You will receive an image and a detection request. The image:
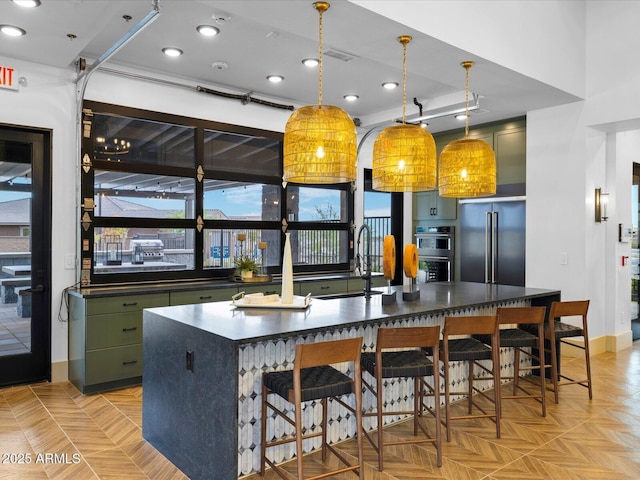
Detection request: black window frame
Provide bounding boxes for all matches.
[81,100,354,285]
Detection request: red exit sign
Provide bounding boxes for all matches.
[0,65,19,91]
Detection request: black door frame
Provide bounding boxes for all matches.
[0,124,52,387]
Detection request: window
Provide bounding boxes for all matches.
[81,101,354,284]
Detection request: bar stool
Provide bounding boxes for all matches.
[545,300,592,403]
[440,315,500,442]
[476,306,548,416]
[360,326,442,471]
[260,337,365,480]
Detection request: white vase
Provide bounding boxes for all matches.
[281,232,294,304]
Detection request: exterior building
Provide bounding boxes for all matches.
[0,0,637,383]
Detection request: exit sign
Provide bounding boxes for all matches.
[0,65,19,91]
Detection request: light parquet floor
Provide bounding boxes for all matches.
[1,342,640,479]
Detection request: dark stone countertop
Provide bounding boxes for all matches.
[143,281,560,344]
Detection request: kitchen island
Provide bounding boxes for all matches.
[142,281,560,479]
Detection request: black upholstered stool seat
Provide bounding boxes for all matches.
[263,365,354,403]
[476,328,538,348]
[361,350,434,379]
[443,337,492,362]
[547,320,583,338]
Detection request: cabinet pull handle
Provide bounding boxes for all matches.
[122,302,138,307]
[265,290,277,295]
[199,295,212,300]
[122,327,138,332]
[122,360,138,366]
[320,286,330,290]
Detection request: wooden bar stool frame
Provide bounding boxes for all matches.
[361,326,442,471]
[494,306,549,416]
[441,315,501,442]
[545,300,592,403]
[260,337,365,480]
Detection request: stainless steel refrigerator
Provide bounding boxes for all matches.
[459,197,525,286]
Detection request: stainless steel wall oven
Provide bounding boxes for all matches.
[415,226,454,282]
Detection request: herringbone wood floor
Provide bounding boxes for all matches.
[2,343,640,479]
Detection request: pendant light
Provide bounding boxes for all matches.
[372,35,436,192]
[438,61,496,197]
[282,2,357,184]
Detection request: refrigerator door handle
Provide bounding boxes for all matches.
[491,211,498,283]
[485,211,491,283]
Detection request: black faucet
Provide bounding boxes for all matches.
[355,223,372,300]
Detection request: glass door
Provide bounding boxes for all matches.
[0,125,51,386]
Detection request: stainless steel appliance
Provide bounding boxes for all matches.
[459,197,525,286]
[130,237,164,261]
[415,225,454,283]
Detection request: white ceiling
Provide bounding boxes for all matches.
[0,0,581,133]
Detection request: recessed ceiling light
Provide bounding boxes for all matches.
[382,82,399,90]
[162,47,183,57]
[343,94,359,102]
[302,58,319,67]
[12,0,40,7]
[0,25,26,37]
[267,75,284,83]
[197,25,220,37]
[455,114,467,121]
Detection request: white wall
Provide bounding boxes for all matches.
[351,0,586,98]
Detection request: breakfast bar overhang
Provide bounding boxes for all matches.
[141,281,560,480]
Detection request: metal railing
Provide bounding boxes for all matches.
[364,216,391,273]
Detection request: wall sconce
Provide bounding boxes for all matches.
[595,187,609,222]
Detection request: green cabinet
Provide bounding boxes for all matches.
[170,287,237,305]
[299,279,350,297]
[69,291,169,394]
[413,191,457,221]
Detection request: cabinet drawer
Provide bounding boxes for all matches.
[348,276,387,292]
[238,284,282,296]
[171,288,236,306]
[86,313,142,350]
[86,293,169,315]
[300,279,349,296]
[85,344,143,385]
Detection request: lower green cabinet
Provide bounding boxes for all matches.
[85,345,143,385]
[69,291,169,394]
[170,287,236,305]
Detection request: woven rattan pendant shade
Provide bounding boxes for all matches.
[439,61,495,197]
[282,2,357,184]
[283,104,357,183]
[372,35,436,192]
[372,124,436,192]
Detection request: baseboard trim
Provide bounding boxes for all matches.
[562,331,633,356]
[51,360,68,383]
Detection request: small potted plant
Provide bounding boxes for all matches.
[235,255,258,280]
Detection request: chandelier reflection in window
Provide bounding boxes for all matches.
[95,135,132,157]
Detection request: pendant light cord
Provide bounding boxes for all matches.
[462,61,474,138]
[316,4,326,106]
[402,39,407,124]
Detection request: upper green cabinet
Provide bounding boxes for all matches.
[413,118,526,224]
[413,191,457,220]
[493,127,526,185]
